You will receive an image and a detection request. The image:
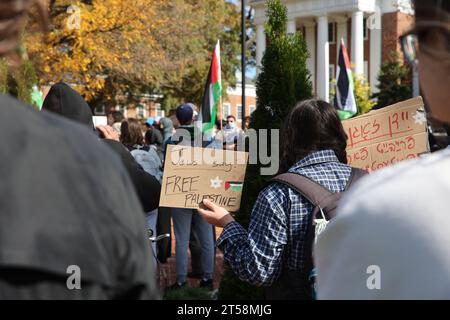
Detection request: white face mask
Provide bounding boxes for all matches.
[228,122,236,129]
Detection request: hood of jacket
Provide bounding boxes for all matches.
[160,117,173,136]
[42,82,94,129]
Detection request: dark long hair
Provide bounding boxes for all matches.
[120,118,144,147]
[279,99,348,173]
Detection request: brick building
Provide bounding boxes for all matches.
[251,0,415,101]
[102,93,165,120]
[221,80,257,128]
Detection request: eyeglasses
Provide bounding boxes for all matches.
[400,20,450,66]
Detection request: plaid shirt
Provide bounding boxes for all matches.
[217,149,352,286]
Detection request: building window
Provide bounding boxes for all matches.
[155,103,165,118]
[94,104,105,115]
[249,105,256,114]
[136,103,147,119]
[236,104,242,121]
[328,22,335,44]
[329,64,335,96]
[223,103,231,118]
[137,104,145,119]
[363,18,369,40]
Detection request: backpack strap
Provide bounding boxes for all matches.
[270,173,331,208]
[270,167,368,207]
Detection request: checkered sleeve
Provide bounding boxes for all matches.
[216,184,289,286]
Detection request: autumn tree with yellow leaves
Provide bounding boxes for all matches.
[25,0,164,107]
[25,0,242,110]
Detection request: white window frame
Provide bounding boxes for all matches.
[137,104,146,119]
[236,104,242,121]
[223,103,231,118]
[94,104,105,115]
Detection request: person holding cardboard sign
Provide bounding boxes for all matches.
[198,100,364,299]
[314,0,450,299]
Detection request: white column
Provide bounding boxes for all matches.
[317,15,329,102]
[351,11,364,76]
[369,25,382,93]
[256,23,266,72]
[336,17,348,61]
[304,22,316,93]
[287,19,296,35]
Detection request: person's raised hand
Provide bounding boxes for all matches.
[197,199,235,228]
[96,125,119,142]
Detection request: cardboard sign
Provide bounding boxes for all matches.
[159,145,249,212]
[342,96,429,171]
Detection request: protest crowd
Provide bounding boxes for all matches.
[1,0,450,300]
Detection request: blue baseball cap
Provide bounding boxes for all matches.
[146,117,154,126]
[176,103,194,123]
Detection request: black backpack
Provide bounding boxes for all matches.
[265,167,367,300]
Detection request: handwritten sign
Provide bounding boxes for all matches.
[159,145,249,212]
[343,96,428,171]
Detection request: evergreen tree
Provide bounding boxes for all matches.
[218,0,313,300]
[6,59,38,106]
[373,52,412,109]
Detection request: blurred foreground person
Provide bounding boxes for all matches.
[0,2,158,299]
[315,0,450,299]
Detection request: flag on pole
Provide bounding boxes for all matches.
[334,39,357,120]
[198,40,222,134]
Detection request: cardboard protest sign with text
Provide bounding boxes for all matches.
[159,145,249,212]
[342,96,428,171]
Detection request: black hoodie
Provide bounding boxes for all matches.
[42,83,161,213]
[42,82,95,129]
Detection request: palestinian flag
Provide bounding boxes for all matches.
[225,181,243,192]
[334,39,357,120]
[199,40,222,133]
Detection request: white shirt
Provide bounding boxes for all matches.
[315,148,450,299]
[223,125,242,144]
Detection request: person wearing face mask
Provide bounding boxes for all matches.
[313,0,450,299]
[223,115,244,151]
